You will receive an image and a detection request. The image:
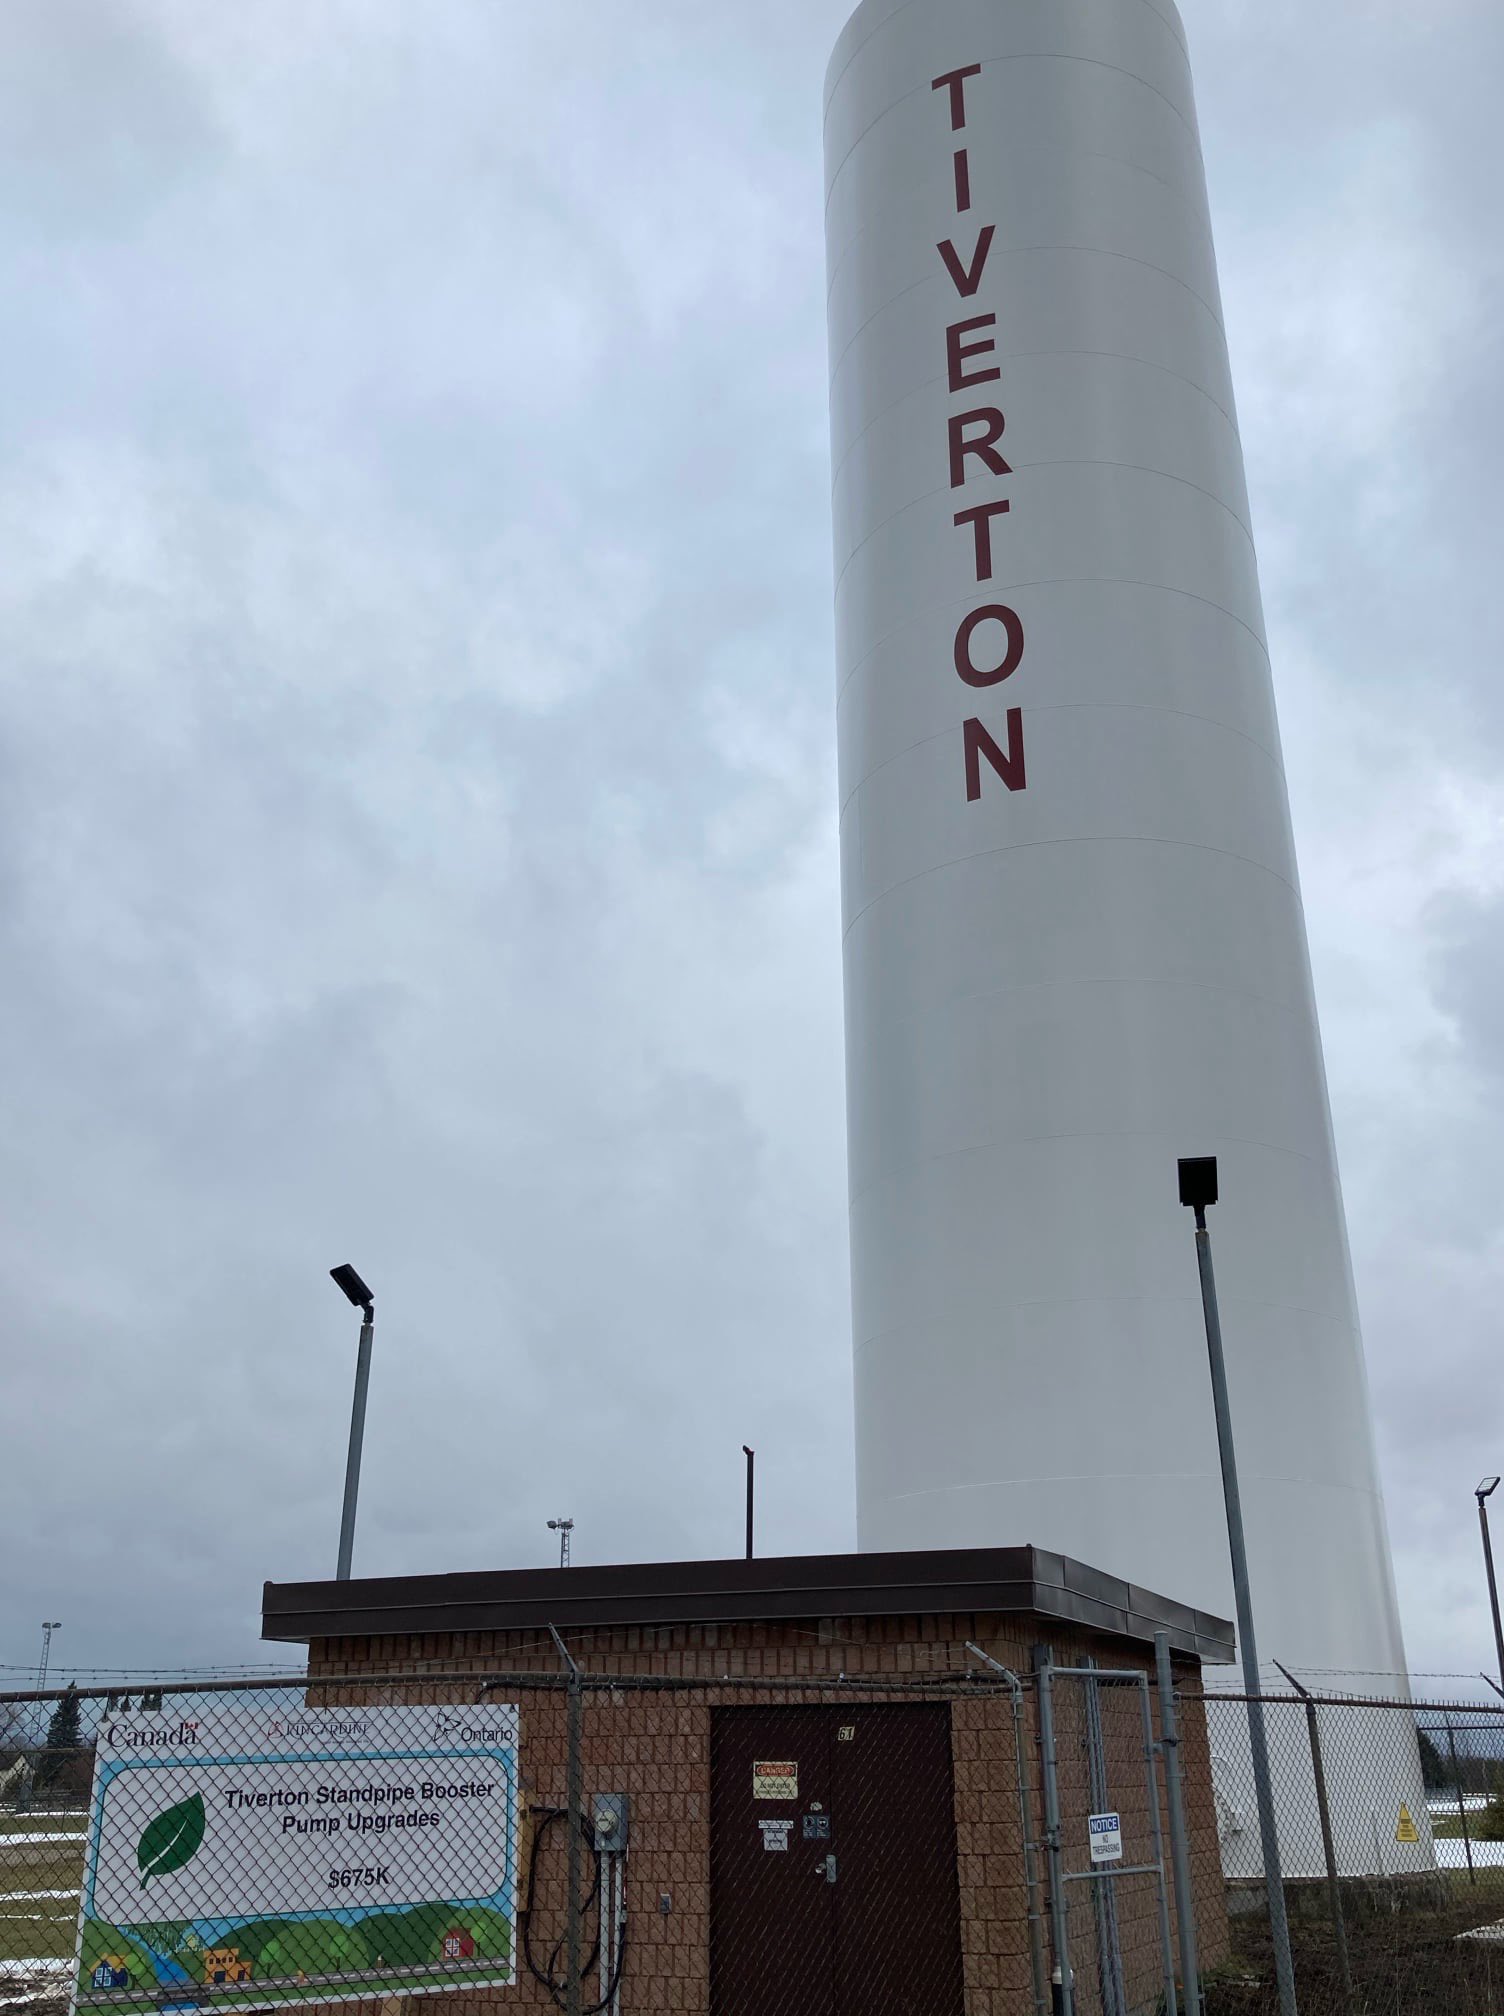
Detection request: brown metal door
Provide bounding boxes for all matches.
[831,1704,966,2016]
[710,1704,964,2016]
[710,1708,837,2016]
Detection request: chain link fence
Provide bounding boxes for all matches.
[5,1668,1504,2014]
[1194,1688,1504,2014]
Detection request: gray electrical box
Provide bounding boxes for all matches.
[592,1792,630,1854]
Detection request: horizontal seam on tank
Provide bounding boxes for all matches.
[832,462,1254,605]
[825,43,1198,199]
[830,350,1241,491]
[837,703,1286,823]
[842,834,1299,946]
[824,0,1190,117]
[852,1294,1357,1353]
[836,577,1269,707]
[828,243,1226,391]
[842,971,1320,1056]
[826,133,1211,302]
[846,1127,1324,1214]
[859,1471,1378,1503]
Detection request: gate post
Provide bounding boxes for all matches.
[549,1626,584,2016]
[1446,1718,1476,1884]
[1273,1663,1352,2015]
[966,1644,1051,2016]
[1154,1634,1201,2016]
[1032,1647,1074,2016]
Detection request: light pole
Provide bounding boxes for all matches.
[1477,1478,1504,1693]
[36,1622,60,1694]
[548,1519,574,1569]
[330,1265,375,1583]
[33,1623,61,1766]
[1178,1157,1297,2016]
[743,1447,755,1561]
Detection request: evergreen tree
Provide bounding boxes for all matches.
[1417,1726,1449,1791]
[36,1685,82,1791]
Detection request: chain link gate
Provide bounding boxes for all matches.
[1034,1657,1183,2016]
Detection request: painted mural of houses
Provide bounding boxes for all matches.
[90,1958,132,1990]
[440,1930,476,1962]
[202,1948,252,1986]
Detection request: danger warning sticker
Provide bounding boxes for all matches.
[753,1760,798,1800]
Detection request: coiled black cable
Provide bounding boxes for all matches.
[520,1806,627,2014]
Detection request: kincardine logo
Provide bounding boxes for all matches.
[267,1716,368,1740]
[99,1721,199,1751]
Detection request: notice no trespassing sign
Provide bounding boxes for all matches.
[1088,1812,1123,1864]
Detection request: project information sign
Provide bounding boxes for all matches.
[71,1703,519,2014]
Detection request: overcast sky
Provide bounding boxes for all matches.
[1,0,1500,1692]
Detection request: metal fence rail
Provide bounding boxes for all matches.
[8,1669,1504,2015]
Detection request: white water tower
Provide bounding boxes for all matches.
[824,0,1414,1839]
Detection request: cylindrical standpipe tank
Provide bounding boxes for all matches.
[825,0,1419,1872]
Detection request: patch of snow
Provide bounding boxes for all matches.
[1435,1837,1504,1869]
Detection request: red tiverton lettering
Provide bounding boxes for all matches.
[934,57,1030,802]
[947,315,1001,392]
[949,408,1010,488]
[931,64,982,131]
[954,500,1013,582]
[964,712,1027,798]
[937,226,996,300]
[954,605,1025,687]
[953,149,971,213]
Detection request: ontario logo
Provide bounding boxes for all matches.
[433,1713,508,1744]
[136,1793,206,1889]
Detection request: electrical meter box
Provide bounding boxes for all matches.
[593,1791,630,1854]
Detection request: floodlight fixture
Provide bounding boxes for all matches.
[330,1264,374,1313]
[1177,1156,1219,1215]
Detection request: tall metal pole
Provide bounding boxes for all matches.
[335,1306,375,1581]
[1155,1632,1202,2016]
[1180,1166,1298,2016]
[1477,1489,1504,1692]
[743,1447,755,1561]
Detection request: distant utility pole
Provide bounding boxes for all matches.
[548,1519,574,1569]
[34,1622,60,1756]
[37,1622,60,1693]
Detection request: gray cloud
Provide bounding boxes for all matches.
[0,0,1500,1693]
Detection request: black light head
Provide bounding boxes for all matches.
[330,1263,374,1312]
[1177,1157,1219,1212]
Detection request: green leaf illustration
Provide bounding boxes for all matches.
[137,1792,206,1889]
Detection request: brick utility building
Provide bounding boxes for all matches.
[264,1545,1231,2016]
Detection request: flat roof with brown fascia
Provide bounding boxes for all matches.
[262,1545,1234,1665]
